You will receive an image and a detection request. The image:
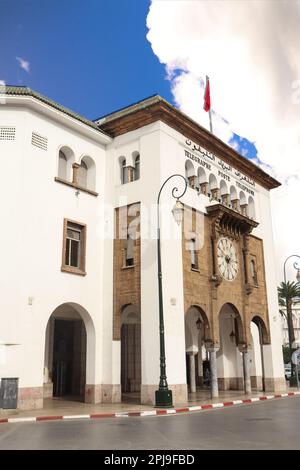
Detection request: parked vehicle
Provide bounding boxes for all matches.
[285,363,291,380]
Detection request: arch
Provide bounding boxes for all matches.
[248,196,256,219]
[219,302,245,344]
[220,180,229,196]
[220,180,229,205]
[218,303,245,391]
[43,302,96,402]
[197,167,207,184]
[250,315,269,391]
[119,156,127,184]
[120,304,141,395]
[230,185,237,201]
[251,315,270,345]
[78,155,96,191]
[185,305,211,392]
[230,185,239,210]
[57,145,74,182]
[185,305,211,344]
[208,173,218,191]
[185,160,195,178]
[132,151,140,181]
[239,191,248,215]
[239,191,247,206]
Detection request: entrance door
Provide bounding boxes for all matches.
[121,323,141,393]
[52,319,86,398]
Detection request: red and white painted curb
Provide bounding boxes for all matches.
[1,392,299,425]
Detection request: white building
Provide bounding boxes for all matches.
[0,87,285,410]
[281,300,300,348]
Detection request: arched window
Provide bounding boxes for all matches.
[185,160,196,188]
[248,196,256,220]
[189,238,198,270]
[77,160,87,188]
[125,234,134,267]
[220,180,229,206]
[120,157,127,185]
[58,150,67,180]
[208,174,218,200]
[250,259,258,286]
[57,146,74,182]
[230,185,239,210]
[198,167,208,195]
[239,191,248,215]
[134,154,140,181]
[77,156,96,191]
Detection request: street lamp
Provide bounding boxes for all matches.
[283,255,300,382]
[155,174,187,408]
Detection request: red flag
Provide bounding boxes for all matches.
[203,77,211,112]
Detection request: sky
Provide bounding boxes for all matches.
[1,0,299,282]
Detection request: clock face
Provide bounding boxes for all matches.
[217,237,239,281]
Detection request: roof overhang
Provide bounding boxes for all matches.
[98,96,280,190]
[1,91,112,146]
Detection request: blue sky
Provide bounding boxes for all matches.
[0,0,173,119]
[0,0,257,159]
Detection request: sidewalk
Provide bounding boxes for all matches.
[1,388,299,424]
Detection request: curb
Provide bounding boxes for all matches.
[1,392,299,425]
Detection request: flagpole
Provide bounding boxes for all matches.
[206,75,213,134]
[208,107,213,134]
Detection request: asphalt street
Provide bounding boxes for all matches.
[1,397,300,450]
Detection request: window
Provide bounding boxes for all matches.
[77,156,96,191]
[77,160,88,188]
[58,150,67,180]
[126,235,134,267]
[134,155,140,180]
[189,238,198,270]
[62,219,86,275]
[250,259,258,286]
[120,158,128,185]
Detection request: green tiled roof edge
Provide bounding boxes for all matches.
[2,86,108,135]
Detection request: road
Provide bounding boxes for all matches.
[1,397,300,450]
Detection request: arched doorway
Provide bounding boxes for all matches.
[250,316,269,391]
[121,305,141,401]
[218,303,245,390]
[43,303,95,402]
[185,306,211,393]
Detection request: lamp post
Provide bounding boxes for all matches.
[283,255,300,382]
[155,174,187,408]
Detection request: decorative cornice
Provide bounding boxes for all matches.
[206,203,259,238]
[99,97,280,190]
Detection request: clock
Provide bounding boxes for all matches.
[217,237,239,281]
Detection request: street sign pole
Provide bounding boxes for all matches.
[291,348,300,390]
[296,362,299,390]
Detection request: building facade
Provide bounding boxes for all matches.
[281,301,300,348]
[0,87,285,410]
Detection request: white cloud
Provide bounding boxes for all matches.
[16,56,30,74]
[147,0,300,283]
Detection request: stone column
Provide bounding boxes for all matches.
[208,347,219,398]
[200,182,208,196]
[188,353,197,393]
[231,198,240,211]
[221,193,230,207]
[127,166,135,183]
[243,350,252,394]
[72,163,80,186]
[240,203,248,216]
[211,188,220,201]
[188,175,197,189]
[197,335,203,386]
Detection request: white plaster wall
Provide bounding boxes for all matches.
[0,105,109,388]
[252,188,285,381]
